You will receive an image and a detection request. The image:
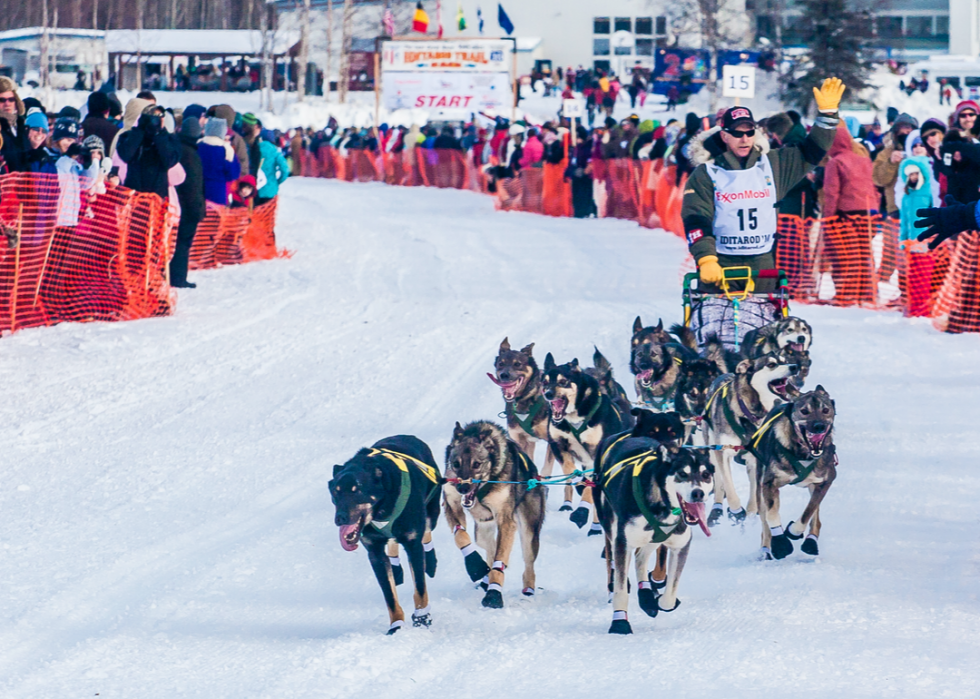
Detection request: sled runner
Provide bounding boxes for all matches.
[683,267,790,351]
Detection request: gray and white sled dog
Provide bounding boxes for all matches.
[443,421,546,608]
[741,317,813,388]
[700,349,805,527]
[751,386,836,560]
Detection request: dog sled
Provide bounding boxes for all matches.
[683,267,790,351]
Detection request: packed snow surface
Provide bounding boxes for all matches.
[0,177,977,697]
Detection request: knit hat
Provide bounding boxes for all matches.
[0,76,24,116]
[891,112,918,133]
[902,161,925,189]
[87,91,111,116]
[25,111,49,132]
[844,116,862,138]
[181,115,202,139]
[52,117,79,142]
[204,117,228,138]
[82,134,105,152]
[920,117,947,138]
[951,100,980,124]
[22,97,44,115]
[508,123,525,136]
[241,112,259,126]
[208,104,237,126]
[58,106,82,121]
[183,104,207,121]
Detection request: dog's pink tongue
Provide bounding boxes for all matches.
[690,502,710,537]
[339,524,360,552]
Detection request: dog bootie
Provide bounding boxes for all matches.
[559,501,573,512]
[657,597,681,613]
[482,587,504,609]
[608,611,632,635]
[707,504,724,527]
[647,573,666,590]
[386,619,405,635]
[389,557,404,586]
[588,522,603,537]
[569,506,591,529]
[424,543,438,578]
[411,607,432,628]
[637,583,659,618]
[522,587,534,597]
[462,546,491,582]
[728,507,747,524]
[769,529,794,560]
[801,534,819,556]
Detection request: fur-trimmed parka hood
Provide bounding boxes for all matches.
[689,125,771,167]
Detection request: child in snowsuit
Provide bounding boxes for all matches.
[899,155,936,316]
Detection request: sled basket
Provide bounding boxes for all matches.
[682,268,790,352]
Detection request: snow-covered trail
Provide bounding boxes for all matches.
[0,178,976,697]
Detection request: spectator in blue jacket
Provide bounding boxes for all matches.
[198,117,240,206]
[240,112,290,205]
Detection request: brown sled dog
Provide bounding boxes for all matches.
[444,421,546,608]
[489,338,561,500]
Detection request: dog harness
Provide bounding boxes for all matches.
[638,354,684,412]
[560,394,605,443]
[603,449,683,544]
[473,450,537,502]
[366,448,441,538]
[704,377,759,445]
[750,408,826,485]
[705,154,778,256]
[506,395,547,436]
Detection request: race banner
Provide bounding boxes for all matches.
[382,40,511,73]
[382,71,512,111]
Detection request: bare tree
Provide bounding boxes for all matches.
[337,0,353,103]
[326,0,334,103]
[667,0,750,112]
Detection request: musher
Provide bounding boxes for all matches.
[681,78,845,347]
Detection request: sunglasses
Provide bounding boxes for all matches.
[961,112,977,118]
[0,97,16,104]
[725,128,756,138]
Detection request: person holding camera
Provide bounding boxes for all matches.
[115,109,180,200]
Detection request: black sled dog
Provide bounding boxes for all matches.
[752,386,837,560]
[542,353,627,533]
[594,428,714,634]
[329,436,442,634]
[444,421,546,607]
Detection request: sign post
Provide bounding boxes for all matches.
[722,64,756,106]
[563,99,584,147]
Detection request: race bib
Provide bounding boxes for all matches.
[706,155,778,256]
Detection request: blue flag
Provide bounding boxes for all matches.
[477,6,484,34]
[498,3,514,35]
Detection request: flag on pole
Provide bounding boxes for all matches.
[477,6,484,34]
[437,0,444,39]
[457,3,466,31]
[412,2,429,33]
[497,3,514,35]
[382,7,395,36]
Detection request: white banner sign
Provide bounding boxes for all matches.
[562,99,584,117]
[382,71,513,111]
[722,64,756,99]
[383,40,511,73]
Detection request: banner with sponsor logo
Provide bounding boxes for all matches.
[382,40,511,73]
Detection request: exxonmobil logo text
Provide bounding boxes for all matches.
[716,189,772,204]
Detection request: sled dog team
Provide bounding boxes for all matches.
[330,315,838,635]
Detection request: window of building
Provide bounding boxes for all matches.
[636,38,654,56]
[905,16,932,37]
[877,16,903,38]
[594,17,610,34]
[635,17,653,35]
[615,17,632,32]
[757,15,774,38]
[965,76,980,87]
[936,16,950,36]
[614,45,632,55]
[594,60,611,73]
[594,38,611,56]
[655,16,667,35]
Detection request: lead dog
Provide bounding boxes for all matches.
[752,386,836,560]
[594,432,714,634]
[444,421,546,607]
[489,338,558,498]
[542,353,627,533]
[700,350,802,526]
[329,436,442,634]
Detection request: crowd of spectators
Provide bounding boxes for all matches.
[0,81,290,289]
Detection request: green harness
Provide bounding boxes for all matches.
[562,394,605,443]
[705,378,757,445]
[603,449,683,544]
[366,447,441,538]
[506,395,548,436]
[750,409,820,485]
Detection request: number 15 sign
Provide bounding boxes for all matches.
[722,64,756,99]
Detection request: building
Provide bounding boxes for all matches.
[0,27,107,89]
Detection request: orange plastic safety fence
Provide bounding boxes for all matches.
[189,198,287,271]
[0,172,175,334]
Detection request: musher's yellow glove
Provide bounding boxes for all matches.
[813,77,846,113]
[698,255,723,284]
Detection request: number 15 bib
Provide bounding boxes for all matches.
[705,155,778,256]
